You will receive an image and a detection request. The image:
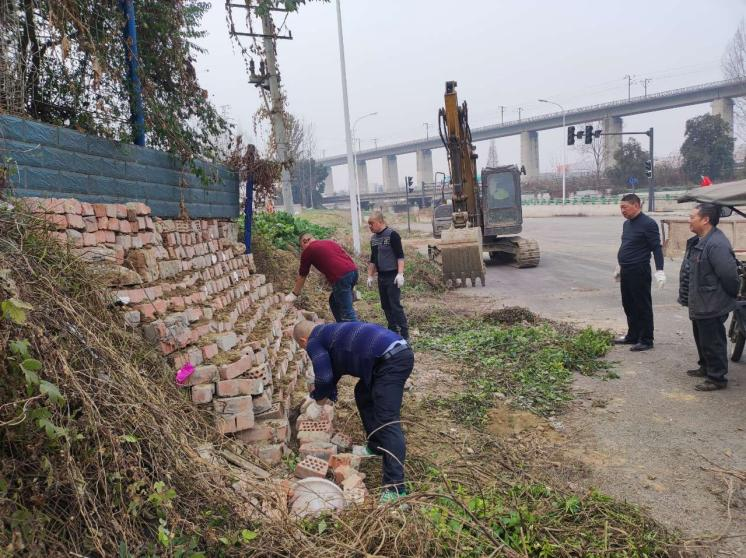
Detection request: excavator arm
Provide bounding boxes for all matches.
[438,81,480,228]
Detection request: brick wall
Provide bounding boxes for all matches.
[22,197,306,464]
[1,115,239,219]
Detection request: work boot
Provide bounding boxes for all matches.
[630,343,653,352]
[613,336,636,345]
[695,379,727,391]
[686,367,706,377]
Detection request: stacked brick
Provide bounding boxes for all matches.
[22,197,309,462]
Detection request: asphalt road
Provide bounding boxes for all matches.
[461,216,746,555]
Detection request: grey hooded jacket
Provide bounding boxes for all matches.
[687,227,739,319]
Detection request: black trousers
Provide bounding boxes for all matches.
[692,314,729,384]
[378,272,409,339]
[620,263,654,345]
[353,348,414,492]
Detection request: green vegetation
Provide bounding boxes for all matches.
[246,211,335,249]
[414,313,614,422]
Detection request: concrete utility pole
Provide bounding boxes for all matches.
[334,0,361,254]
[624,74,633,101]
[423,122,430,139]
[641,78,652,97]
[260,12,294,214]
[517,107,523,121]
[498,105,505,124]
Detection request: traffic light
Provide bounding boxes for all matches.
[567,126,575,146]
[645,160,653,178]
[405,176,414,192]
[584,125,593,144]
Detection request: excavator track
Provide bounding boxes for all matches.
[511,237,540,268]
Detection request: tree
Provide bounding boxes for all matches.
[680,113,735,183]
[290,158,328,208]
[0,1,230,161]
[722,18,746,141]
[486,140,498,167]
[605,138,648,191]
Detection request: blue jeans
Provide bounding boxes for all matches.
[329,270,358,322]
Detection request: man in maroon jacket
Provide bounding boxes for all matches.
[285,232,359,322]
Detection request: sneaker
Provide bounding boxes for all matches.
[379,489,409,509]
[352,445,378,457]
[686,367,706,377]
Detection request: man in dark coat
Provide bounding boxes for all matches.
[682,203,739,391]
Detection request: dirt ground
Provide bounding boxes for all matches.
[447,216,746,557]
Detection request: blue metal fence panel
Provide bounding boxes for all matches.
[0,115,239,218]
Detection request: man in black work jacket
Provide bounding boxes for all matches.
[681,203,739,391]
[366,211,409,339]
[613,193,666,351]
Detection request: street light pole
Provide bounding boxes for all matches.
[352,111,377,225]
[334,0,360,254]
[423,122,429,139]
[539,99,566,204]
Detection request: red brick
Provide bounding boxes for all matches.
[129,219,140,233]
[66,213,85,230]
[333,465,357,484]
[80,202,95,216]
[234,424,273,443]
[105,204,117,218]
[213,395,253,415]
[169,296,185,311]
[45,213,67,230]
[63,198,82,215]
[115,204,127,219]
[93,203,108,218]
[127,208,138,222]
[83,216,98,233]
[299,442,337,462]
[251,443,283,465]
[107,218,120,231]
[329,453,361,470]
[295,455,328,479]
[93,230,106,243]
[191,384,214,404]
[119,220,131,234]
[234,411,255,431]
[105,230,116,243]
[219,354,254,380]
[45,198,66,214]
[97,217,109,229]
[202,343,219,361]
[181,364,218,386]
[82,232,97,247]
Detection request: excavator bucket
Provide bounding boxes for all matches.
[437,226,485,287]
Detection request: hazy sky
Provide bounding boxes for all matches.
[195,0,746,190]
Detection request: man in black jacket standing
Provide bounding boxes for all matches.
[682,203,739,391]
[614,194,666,351]
[367,211,409,340]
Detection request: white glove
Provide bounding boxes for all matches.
[613,265,621,283]
[394,273,405,288]
[367,275,376,288]
[655,270,666,289]
[284,292,297,303]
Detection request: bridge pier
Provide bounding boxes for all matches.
[356,160,369,194]
[416,149,433,190]
[323,170,334,195]
[382,155,399,192]
[712,97,735,135]
[602,116,623,170]
[520,131,539,177]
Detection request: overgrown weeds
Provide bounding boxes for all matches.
[414,310,614,422]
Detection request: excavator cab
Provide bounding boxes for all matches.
[481,166,523,237]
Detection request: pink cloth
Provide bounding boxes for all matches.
[175,363,195,384]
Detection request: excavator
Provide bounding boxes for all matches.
[429,81,540,286]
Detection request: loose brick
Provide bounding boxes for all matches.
[333,465,357,484]
[107,217,120,231]
[119,220,131,234]
[235,423,274,443]
[63,198,82,215]
[93,203,108,218]
[215,378,264,397]
[83,216,98,233]
[331,432,353,452]
[80,202,95,216]
[66,213,85,230]
[115,204,127,218]
[45,213,67,230]
[215,332,238,352]
[219,354,254,380]
[213,395,253,415]
[181,364,218,386]
[252,443,283,465]
[295,455,328,479]
[202,343,219,361]
[252,392,272,414]
[329,453,361,470]
[299,442,337,462]
[82,232,97,247]
[191,384,214,404]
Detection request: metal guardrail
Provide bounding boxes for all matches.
[521,193,682,205]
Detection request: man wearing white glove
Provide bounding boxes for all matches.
[614,193,665,352]
[367,211,409,339]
